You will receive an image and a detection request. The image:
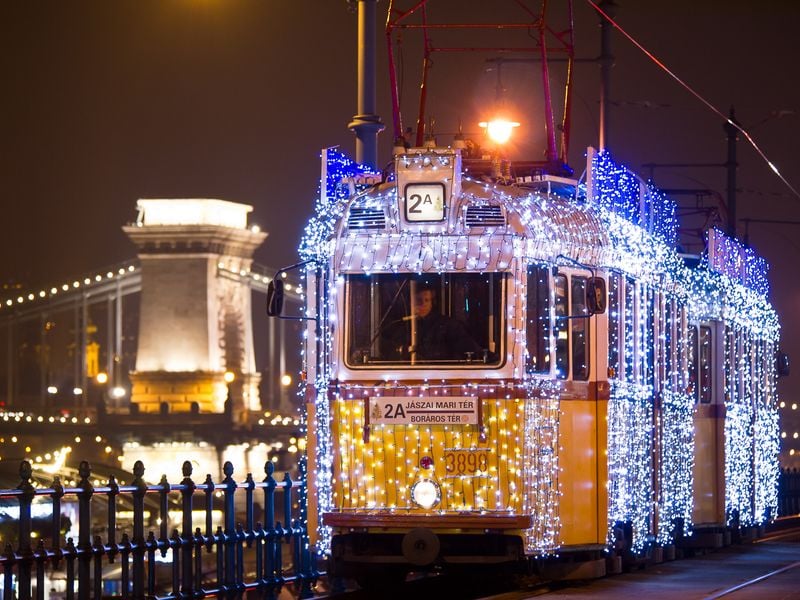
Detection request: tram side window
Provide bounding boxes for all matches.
[554,274,569,379]
[526,265,551,374]
[741,334,751,401]
[725,325,735,401]
[344,272,504,368]
[688,325,698,402]
[607,274,620,377]
[624,278,636,382]
[649,291,657,386]
[662,295,671,390]
[571,276,590,381]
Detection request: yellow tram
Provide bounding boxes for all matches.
[276,145,782,579]
[266,0,782,583]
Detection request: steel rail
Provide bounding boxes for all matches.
[702,559,800,599]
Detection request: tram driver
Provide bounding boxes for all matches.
[389,284,482,362]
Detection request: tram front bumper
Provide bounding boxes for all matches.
[329,530,525,576]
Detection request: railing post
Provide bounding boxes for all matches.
[16,461,35,600]
[170,529,181,597]
[297,454,316,598]
[215,526,224,588]
[236,522,245,591]
[254,521,265,589]
[34,539,45,600]
[131,460,147,600]
[120,533,131,599]
[221,461,237,596]
[180,460,196,596]
[146,531,157,594]
[107,474,119,564]
[244,472,255,547]
[76,461,94,600]
[51,475,65,570]
[263,461,277,598]
[282,473,292,541]
[194,528,204,591]
[278,473,294,583]
[92,535,103,599]
[274,518,284,590]
[158,474,170,559]
[3,543,16,600]
[65,538,76,600]
[204,474,215,553]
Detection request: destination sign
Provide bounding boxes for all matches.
[404,183,445,222]
[369,396,478,425]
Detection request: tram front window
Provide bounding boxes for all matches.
[345,273,504,367]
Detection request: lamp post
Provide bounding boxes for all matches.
[347,0,384,169]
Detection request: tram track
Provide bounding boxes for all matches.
[702,559,800,599]
[314,523,800,599]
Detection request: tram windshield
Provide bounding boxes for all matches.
[344,273,505,368]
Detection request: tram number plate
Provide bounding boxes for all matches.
[444,450,490,475]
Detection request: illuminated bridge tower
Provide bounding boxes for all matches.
[122,199,267,423]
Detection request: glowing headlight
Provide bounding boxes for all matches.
[410,479,440,509]
[479,118,520,144]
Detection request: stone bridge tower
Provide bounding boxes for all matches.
[123,199,267,423]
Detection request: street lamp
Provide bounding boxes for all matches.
[479,118,520,145]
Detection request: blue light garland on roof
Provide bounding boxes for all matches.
[707,227,770,296]
[300,149,381,263]
[592,149,677,247]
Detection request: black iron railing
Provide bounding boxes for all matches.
[0,457,319,599]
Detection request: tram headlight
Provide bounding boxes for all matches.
[410,479,440,509]
[479,118,520,144]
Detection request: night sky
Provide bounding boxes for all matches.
[1,2,799,455]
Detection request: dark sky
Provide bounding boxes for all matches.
[1,1,799,447]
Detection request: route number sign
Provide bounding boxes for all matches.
[404,183,445,222]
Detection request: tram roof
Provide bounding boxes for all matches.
[334,177,611,273]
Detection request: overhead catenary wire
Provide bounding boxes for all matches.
[586,0,800,203]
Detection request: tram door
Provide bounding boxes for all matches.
[529,266,608,545]
[690,321,725,526]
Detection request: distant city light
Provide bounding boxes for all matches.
[95,372,108,384]
[111,387,126,399]
[280,374,293,387]
[72,387,83,396]
[224,371,235,383]
[47,386,58,395]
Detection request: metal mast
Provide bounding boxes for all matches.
[348,0,385,169]
[597,0,616,151]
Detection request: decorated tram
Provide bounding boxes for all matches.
[269,0,783,583]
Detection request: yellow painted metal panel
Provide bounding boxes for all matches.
[596,399,608,543]
[693,409,725,525]
[331,397,527,513]
[558,400,600,545]
[306,401,319,546]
